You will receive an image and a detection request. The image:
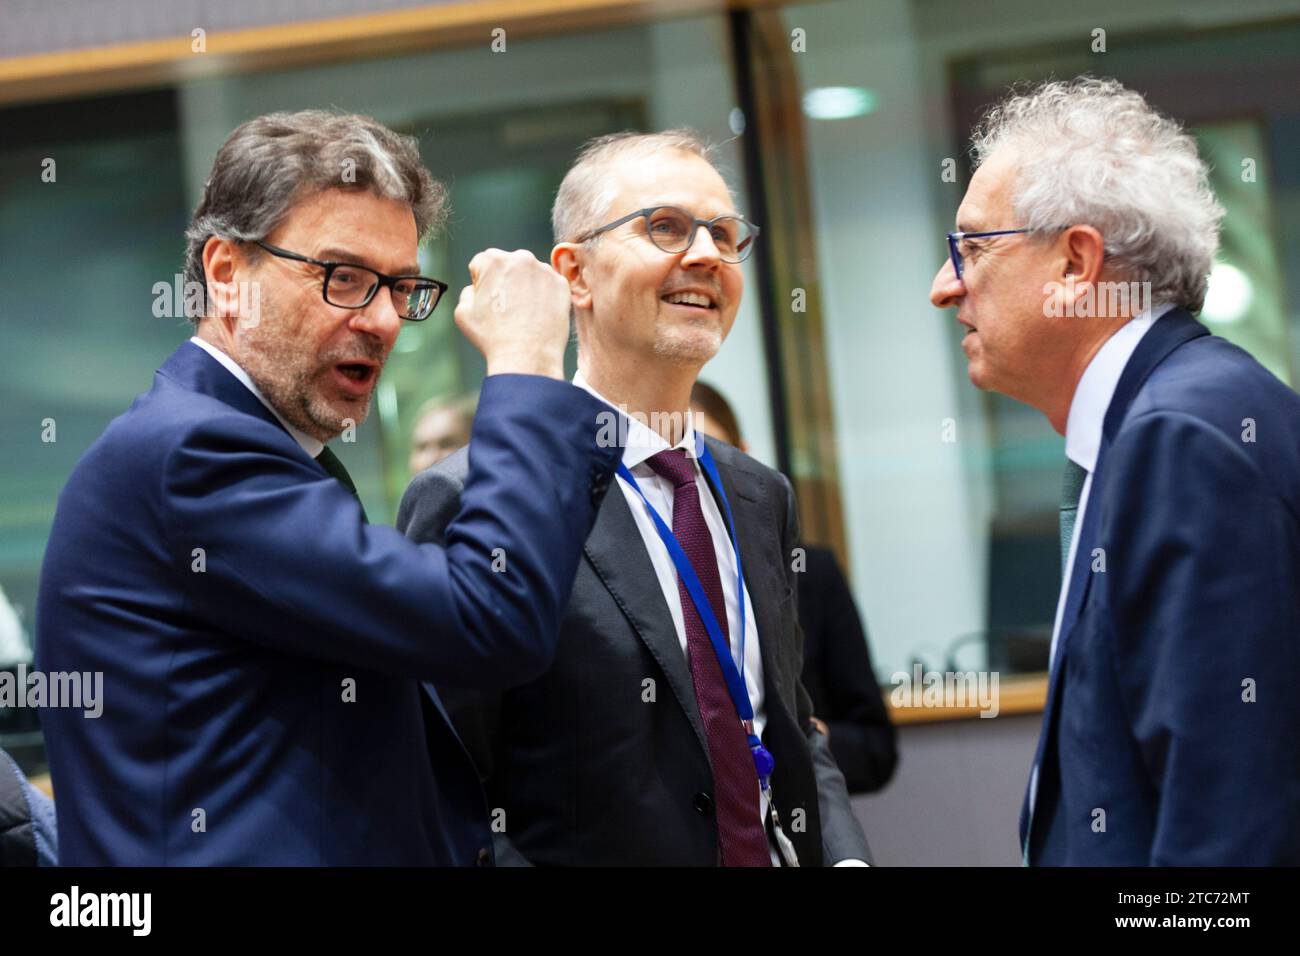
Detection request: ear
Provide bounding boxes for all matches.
[1049,224,1108,319]
[202,236,246,323]
[1060,224,1105,284]
[551,242,593,311]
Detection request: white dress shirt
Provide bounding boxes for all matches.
[1028,302,1173,819]
[190,336,323,458]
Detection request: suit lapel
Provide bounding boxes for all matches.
[699,450,788,711]
[1021,308,1211,856]
[159,341,286,434]
[1052,311,1209,682]
[584,440,799,771]
[583,484,709,756]
[704,449,826,864]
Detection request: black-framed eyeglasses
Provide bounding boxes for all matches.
[252,241,448,321]
[576,205,760,263]
[946,228,1031,282]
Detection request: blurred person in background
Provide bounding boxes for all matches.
[0,586,27,666]
[0,747,56,866]
[409,394,476,475]
[0,586,52,866]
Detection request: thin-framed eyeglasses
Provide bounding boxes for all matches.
[946,228,1032,282]
[576,205,760,263]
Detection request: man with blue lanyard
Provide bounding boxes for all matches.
[400,130,871,866]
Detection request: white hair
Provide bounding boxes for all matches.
[971,77,1224,312]
[551,129,728,244]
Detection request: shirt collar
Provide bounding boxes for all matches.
[572,369,695,469]
[189,336,325,458]
[1064,302,1175,473]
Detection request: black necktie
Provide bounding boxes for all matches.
[316,446,368,523]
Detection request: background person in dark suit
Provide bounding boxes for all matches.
[930,78,1300,865]
[409,394,476,475]
[35,110,621,865]
[0,747,56,866]
[689,381,898,794]
[400,130,870,866]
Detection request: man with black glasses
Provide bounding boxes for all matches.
[400,130,870,866]
[36,110,621,865]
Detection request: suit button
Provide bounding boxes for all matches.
[693,792,713,815]
[476,847,491,867]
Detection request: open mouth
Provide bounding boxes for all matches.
[332,361,378,395]
[661,290,718,311]
[337,363,372,381]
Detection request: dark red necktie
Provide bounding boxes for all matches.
[645,448,771,867]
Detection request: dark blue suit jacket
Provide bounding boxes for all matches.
[35,341,619,865]
[1022,309,1300,865]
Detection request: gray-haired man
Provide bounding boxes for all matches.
[931,78,1300,865]
[37,110,621,865]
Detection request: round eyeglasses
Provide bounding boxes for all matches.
[576,206,759,263]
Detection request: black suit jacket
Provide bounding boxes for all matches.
[798,546,897,794]
[398,435,870,865]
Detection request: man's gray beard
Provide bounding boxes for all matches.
[257,365,371,443]
[237,312,371,444]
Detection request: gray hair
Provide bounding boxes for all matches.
[183,110,447,324]
[551,129,727,245]
[970,77,1224,312]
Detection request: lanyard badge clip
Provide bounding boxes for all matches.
[744,719,775,790]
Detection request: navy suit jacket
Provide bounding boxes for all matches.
[36,341,619,865]
[1022,309,1300,865]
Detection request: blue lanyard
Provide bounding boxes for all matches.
[616,435,775,788]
